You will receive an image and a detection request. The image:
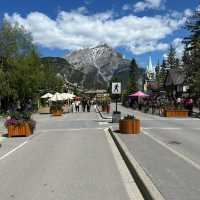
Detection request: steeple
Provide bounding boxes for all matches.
[148,56,153,73]
[146,56,155,80]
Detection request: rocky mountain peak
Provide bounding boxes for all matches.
[64,44,130,84]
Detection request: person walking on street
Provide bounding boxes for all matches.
[75,100,80,112]
[82,98,86,112]
[86,100,91,112]
[70,101,75,113]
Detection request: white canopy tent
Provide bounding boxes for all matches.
[50,92,64,101]
[61,93,74,100]
[41,93,53,98]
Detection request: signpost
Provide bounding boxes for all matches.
[112,82,121,111]
[112,82,121,123]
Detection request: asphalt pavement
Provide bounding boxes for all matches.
[0,109,139,200]
[111,104,200,200]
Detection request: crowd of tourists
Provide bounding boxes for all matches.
[128,96,200,116]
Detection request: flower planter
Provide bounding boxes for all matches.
[119,119,140,134]
[164,110,188,117]
[101,106,107,112]
[7,123,32,137]
[52,111,63,116]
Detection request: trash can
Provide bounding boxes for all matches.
[112,111,121,123]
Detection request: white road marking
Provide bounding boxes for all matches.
[139,118,200,121]
[104,128,144,200]
[142,127,181,130]
[142,129,200,171]
[0,141,28,161]
[38,127,104,133]
[99,122,109,125]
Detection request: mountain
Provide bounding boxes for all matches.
[41,57,85,85]
[64,44,131,89]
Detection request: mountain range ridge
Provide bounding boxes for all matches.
[41,44,133,89]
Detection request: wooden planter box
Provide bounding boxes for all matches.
[7,123,32,137]
[164,110,188,117]
[52,111,63,116]
[101,106,107,112]
[119,119,140,134]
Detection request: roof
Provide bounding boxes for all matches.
[84,89,107,94]
[165,68,186,86]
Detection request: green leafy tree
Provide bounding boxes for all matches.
[0,20,64,111]
[39,61,64,94]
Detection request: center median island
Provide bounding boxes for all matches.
[108,128,165,200]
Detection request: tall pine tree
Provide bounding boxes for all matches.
[184,8,200,94]
[126,58,139,95]
[159,59,167,89]
[167,45,179,69]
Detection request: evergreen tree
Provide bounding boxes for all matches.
[126,58,139,95]
[155,60,160,79]
[184,9,200,94]
[167,45,179,69]
[159,59,168,88]
[155,60,161,88]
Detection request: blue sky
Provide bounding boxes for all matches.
[0,0,199,68]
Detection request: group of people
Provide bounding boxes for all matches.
[129,95,199,116]
[71,98,92,113]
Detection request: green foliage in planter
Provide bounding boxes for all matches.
[50,102,63,113]
[124,114,135,120]
[4,111,36,130]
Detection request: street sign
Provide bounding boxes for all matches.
[112,82,121,94]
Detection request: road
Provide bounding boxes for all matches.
[2,104,200,200]
[113,104,200,200]
[0,110,141,200]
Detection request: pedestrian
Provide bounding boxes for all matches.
[188,98,193,116]
[75,100,80,112]
[86,100,91,112]
[82,99,86,112]
[71,101,75,113]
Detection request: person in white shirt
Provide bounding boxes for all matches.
[75,100,80,112]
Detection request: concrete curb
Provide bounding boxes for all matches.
[108,128,165,200]
[95,106,112,120]
[104,128,144,200]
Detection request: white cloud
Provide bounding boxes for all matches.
[74,6,88,14]
[128,41,169,55]
[122,4,131,11]
[196,4,200,12]
[172,38,185,58]
[184,9,193,17]
[134,0,166,12]
[4,8,190,55]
